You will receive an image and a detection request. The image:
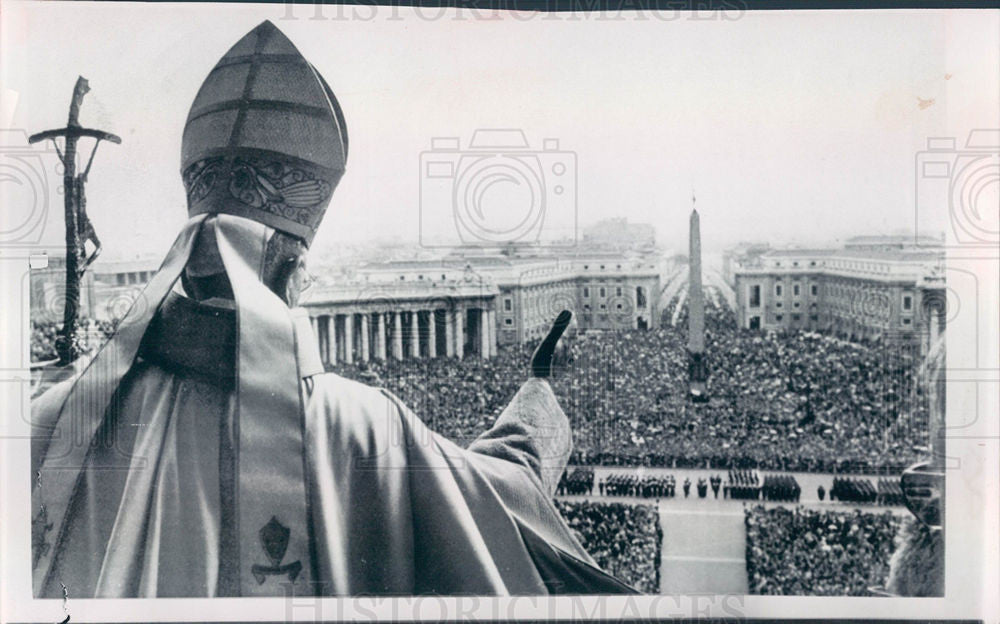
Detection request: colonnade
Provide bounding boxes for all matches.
[308,307,497,365]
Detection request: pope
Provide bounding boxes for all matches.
[30,20,636,598]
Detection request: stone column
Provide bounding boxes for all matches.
[374,312,386,360]
[454,307,465,359]
[325,315,336,365]
[392,311,403,360]
[479,308,490,359]
[487,309,497,358]
[445,309,455,357]
[427,310,437,358]
[343,313,354,364]
[409,311,421,358]
[359,313,370,361]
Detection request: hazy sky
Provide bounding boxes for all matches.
[2,4,997,260]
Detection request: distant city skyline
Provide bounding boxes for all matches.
[83,215,939,266]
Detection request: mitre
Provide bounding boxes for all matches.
[180,20,348,246]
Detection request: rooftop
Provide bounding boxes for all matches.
[761,248,942,262]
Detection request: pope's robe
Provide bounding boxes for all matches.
[31,295,635,598]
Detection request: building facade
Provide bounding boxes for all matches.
[301,252,662,364]
[32,247,663,367]
[733,245,946,353]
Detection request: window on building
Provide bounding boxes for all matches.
[749,316,761,330]
[616,303,623,310]
[616,286,622,296]
[636,287,647,308]
[792,314,801,322]
[583,287,590,297]
[504,318,513,326]
[775,284,782,297]
[793,261,799,267]
[811,284,818,296]
[600,304,606,310]
[793,302,800,308]
[810,314,818,322]
[599,287,606,298]
[776,314,784,322]
[793,284,800,296]
[441,274,446,280]
[400,275,405,281]
[418,275,423,280]
[902,318,912,325]
[584,304,591,311]
[600,265,605,270]
[776,302,783,308]
[504,298,512,311]
[749,285,761,308]
[903,295,912,311]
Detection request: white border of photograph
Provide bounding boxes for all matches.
[1,3,997,621]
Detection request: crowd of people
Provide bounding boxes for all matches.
[744,505,900,596]
[761,475,802,502]
[830,477,879,504]
[554,500,662,594]
[321,291,929,477]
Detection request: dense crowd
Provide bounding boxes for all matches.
[745,505,900,596]
[554,500,662,594]
[31,319,116,363]
[325,290,929,476]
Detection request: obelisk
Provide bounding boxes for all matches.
[687,200,709,402]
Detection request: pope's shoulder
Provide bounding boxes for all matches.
[308,371,398,405]
[304,371,429,442]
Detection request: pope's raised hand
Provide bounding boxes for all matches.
[530,310,572,378]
